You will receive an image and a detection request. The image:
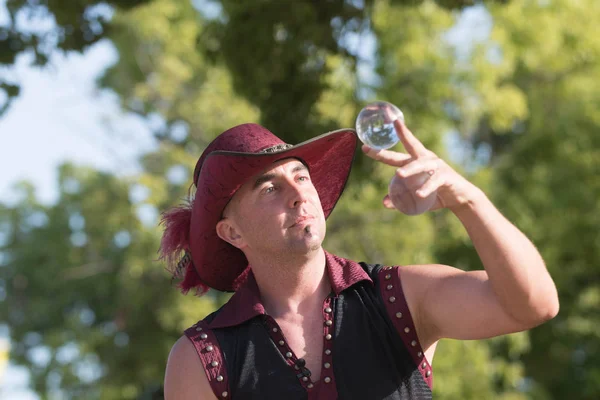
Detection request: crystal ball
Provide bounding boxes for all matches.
[356,101,404,150]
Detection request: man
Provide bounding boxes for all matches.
[161,122,558,399]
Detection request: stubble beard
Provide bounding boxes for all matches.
[303,225,322,252]
[280,222,324,254]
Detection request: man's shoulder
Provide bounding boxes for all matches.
[168,335,200,364]
[164,336,216,399]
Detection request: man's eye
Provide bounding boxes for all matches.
[298,176,309,182]
[265,186,275,194]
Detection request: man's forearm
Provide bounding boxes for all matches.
[452,186,559,325]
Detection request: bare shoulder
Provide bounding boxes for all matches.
[164,335,217,400]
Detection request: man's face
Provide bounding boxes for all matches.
[218,158,326,257]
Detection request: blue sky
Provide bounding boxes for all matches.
[0,40,157,207]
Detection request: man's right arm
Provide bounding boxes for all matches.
[164,335,218,400]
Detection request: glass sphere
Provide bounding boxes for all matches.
[356,101,404,150]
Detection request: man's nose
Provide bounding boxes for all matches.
[287,182,308,208]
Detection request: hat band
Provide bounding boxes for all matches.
[259,143,293,153]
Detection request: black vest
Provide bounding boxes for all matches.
[187,263,432,399]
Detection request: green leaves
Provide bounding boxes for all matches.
[0,162,225,398]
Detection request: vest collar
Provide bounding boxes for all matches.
[208,251,372,329]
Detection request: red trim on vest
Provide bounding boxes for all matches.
[311,295,337,399]
[184,320,231,399]
[261,296,339,399]
[378,266,433,389]
[261,317,310,386]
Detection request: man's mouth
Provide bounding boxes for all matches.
[290,215,314,228]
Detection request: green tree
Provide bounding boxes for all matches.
[464,1,600,398]
[0,164,224,398]
[1,1,258,398]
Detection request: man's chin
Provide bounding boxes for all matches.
[287,234,323,253]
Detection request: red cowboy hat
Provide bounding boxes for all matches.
[159,123,357,294]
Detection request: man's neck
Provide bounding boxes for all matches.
[249,248,331,319]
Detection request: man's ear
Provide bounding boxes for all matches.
[216,218,246,249]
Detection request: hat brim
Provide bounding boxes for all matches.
[190,128,358,292]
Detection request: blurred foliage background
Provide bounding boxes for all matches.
[1,0,599,398]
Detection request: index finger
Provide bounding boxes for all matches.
[361,144,412,167]
[393,119,428,157]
